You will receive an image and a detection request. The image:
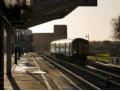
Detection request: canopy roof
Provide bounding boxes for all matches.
[0,0,97,29]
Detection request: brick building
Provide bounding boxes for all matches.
[32,25,67,53]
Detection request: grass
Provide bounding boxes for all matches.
[88,53,110,62]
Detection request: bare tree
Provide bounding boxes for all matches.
[111,16,120,41]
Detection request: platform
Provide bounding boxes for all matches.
[4,53,78,90]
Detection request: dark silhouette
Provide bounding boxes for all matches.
[7,74,20,90]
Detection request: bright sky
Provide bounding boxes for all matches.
[29,0,120,41]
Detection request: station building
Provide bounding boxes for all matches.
[32,25,67,53]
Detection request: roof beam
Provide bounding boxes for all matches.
[1,0,97,28]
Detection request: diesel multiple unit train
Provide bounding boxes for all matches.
[50,38,89,63]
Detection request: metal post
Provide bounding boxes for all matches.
[85,34,89,41]
[15,31,18,64]
[88,34,89,41]
[17,31,20,60]
[6,29,12,75]
[0,21,4,90]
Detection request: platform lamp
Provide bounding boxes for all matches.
[4,0,31,7]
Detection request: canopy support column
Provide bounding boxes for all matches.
[6,28,12,75]
[0,20,4,90]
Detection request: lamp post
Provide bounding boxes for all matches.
[88,34,89,41]
[15,30,18,64]
[86,34,89,41]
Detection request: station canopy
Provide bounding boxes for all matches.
[0,0,97,29]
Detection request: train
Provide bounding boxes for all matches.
[50,38,89,63]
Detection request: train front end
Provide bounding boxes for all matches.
[72,38,89,63]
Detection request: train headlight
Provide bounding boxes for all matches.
[74,51,76,54]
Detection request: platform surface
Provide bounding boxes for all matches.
[4,53,78,90]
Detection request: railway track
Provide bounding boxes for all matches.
[41,55,120,90]
[41,55,101,90]
[85,65,120,84]
[86,60,120,75]
[69,63,120,89]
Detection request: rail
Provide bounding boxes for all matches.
[41,55,101,90]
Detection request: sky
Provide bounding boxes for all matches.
[29,0,120,41]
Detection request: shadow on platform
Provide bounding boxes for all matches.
[7,74,20,90]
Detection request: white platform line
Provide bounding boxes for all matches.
[44,58,81,90]
[32,57,52,90]
[56,68,82,90]
[53,78,62,90]
[46,62,62,90]
[11,64,16,72]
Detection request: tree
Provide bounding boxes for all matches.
[111,16,120,41]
